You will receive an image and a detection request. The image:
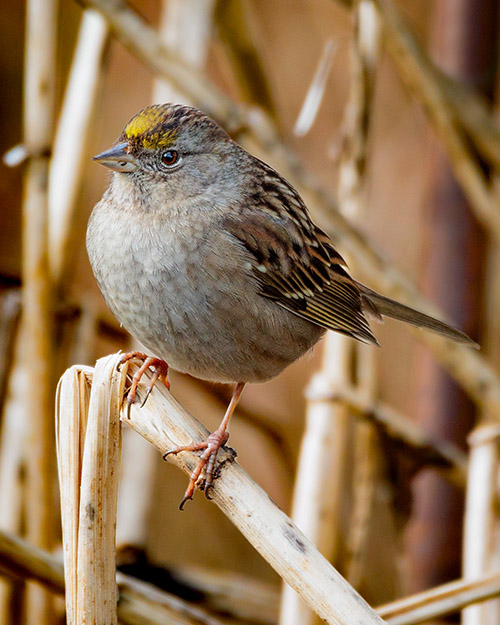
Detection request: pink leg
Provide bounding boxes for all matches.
[163,382,245,509]
[119,351,170,418]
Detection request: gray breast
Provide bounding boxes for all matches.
[87,198,324,384]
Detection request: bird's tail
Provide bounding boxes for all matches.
[356,281,478,347]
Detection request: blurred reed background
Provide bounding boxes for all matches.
[1,0,500,624]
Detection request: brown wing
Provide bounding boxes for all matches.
[223,166,378,345]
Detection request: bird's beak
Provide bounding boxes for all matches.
[92,142,138,172]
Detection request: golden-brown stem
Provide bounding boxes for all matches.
[22,0,57,622]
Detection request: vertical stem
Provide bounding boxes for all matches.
[280,3,381,622]
[22,0,57,622]
[462,425,500,625]
[49,9,108,287]
[406,0,497,592]
[279,333,354,625]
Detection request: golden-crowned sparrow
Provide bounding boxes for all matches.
[87,103,475,507]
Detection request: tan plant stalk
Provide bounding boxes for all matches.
[49,9,109,286]
[0,331,30,623]
[5,524,500,625]
[279,334,354,625]
[462,425,500,625]
[22,0,57,621]
[153,0,214,104]
[314,384,467,487]
[108,356,385,625]
[281,3,381,618]
[214,0,277,118]
[337,0,386,590]
[55,365,92,623]
[345,348,384,588]
[332,0,500,170]
[56,355,124,625]
[378,570,500,625]
[294,38,338,137]
[0,527,232,625]
[370,0,499,242]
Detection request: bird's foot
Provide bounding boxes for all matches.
[119,351,170,418]
[163,427,230,510]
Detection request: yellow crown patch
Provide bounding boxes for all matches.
[124,108,177,149]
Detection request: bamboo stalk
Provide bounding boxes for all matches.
[462,425,500,625]
[22,0,57,622]
[48,9,109,287]
[77,0,500,422]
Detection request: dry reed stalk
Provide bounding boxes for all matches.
[310,384,467,486]
[49,9,108,286]
[55,365,92,623]
[101,355,385,625]
[214,0,277,118]
[5,525,500,625]
[337,0,379,218]
[77,0,500,423]
[279,334,354,625]
[462,425,500,625]
[336,1,385,590]
[345,348,384,588]
[22,0,57,622]
[281,5,381,617]
[294,38,338,137]
[334,0,500,170]
[0,291,21,407]
[168,564,279,624]
[370,0,499,243]
[485,243,500,377]
[0,527,230,625]
[0,330,30,624]
[56,355,124,625]
[153,0,214,104]
[377,570,500,625]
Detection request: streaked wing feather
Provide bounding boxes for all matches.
[222,164,377,345]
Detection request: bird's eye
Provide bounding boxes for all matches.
[161,150,180,167]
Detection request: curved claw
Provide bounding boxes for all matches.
[140,385,153,408]
[162,449,177,461]
[179,495,193,511]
